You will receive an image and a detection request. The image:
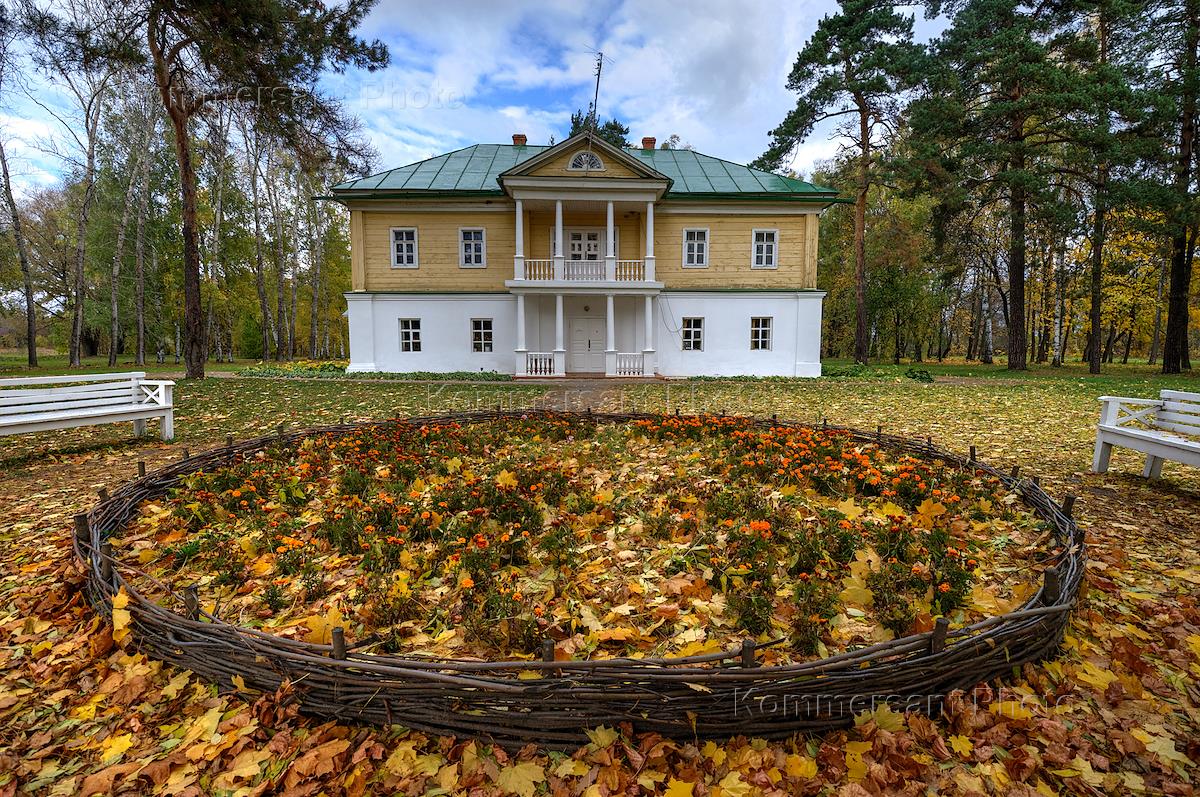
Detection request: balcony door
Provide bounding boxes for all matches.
[568,316,606,373]
[568,230,602,261]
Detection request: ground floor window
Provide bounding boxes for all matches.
[472,318,493,352]
[399,318,421,352]
[750,317,772,350]
[682,317,704,350]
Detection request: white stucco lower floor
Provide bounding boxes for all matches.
[344,290,825,378]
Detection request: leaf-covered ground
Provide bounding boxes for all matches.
[2,367,1199,796]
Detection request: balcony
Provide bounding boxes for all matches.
[520,258,648,282]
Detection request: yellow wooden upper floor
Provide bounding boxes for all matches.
[328,131,838,292]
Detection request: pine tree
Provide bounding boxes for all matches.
[754,0,922,365]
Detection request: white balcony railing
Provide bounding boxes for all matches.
[526,352,557,376]
[524,259,554,280]
[615,260,645,281]
[564,259,605,280]
[614,352,645,376]
[515,258,648,282]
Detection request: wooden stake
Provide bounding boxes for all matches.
[182,449,190,460]
[100,541,113,582]
[98,487,109,502]
[73,514,90,548]
[876,424,882,441]
[1010,465,1020,479]
[183,585,199,620]
[137,461,146,478]
[1062,494,1076,519]
[1031,475,1040,488]
[331,627,346,660]
[740,639,757,668]
[1042,566,1061,606]
[968,445,976,463]
[226,434,234,448]
[931,617,950,654]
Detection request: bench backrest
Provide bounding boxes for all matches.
[0,372,144,419]
[1157,389,1200,437]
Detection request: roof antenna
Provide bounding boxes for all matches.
[582,51,604,171]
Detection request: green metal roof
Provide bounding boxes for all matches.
[330,144,837,199]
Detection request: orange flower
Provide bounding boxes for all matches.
[938,582,951,593]
[460,575,475,589]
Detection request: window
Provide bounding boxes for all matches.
[460,228,486,267]
[752,229,778,269]
[682,317,704,351]
[683,229,708,268]
[472,318,493,352]
[399,319,421,352]
[568,151,604,170]
[750,317,772,350]
[391,228,418,268]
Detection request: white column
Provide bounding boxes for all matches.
[553,293,566,376]
[605,200,616,281]
[513,199,524,280]
[605,293,617,376]
[553,199,564,281]
[643,295,655,351]
[514,293,527,376]
[644,201,655,281]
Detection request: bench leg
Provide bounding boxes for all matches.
[133,419,147,437]
[1143,455,1164,479]
[160,411,174,442]
[1092,437,1113,473]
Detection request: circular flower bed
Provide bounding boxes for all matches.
[78,412,1083,746]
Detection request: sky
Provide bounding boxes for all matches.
[1,0,947,195]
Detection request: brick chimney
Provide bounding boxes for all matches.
[512,133,528,146]
[641,136,656,150]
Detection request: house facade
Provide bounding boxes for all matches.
[328,131,837,378]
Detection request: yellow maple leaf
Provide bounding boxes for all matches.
[99,732,133,764]
[664,778,695,797]
[949,735,973,758]
[213,748,272,789]
[302,607,344,645]
[496,761,545,797]
[496,470,518,489]
[990,700,1033,721]
[835,497,864,520]
[854,703,907,732]
[111,587,131,644]
[717,772,751,797]
[445,457,462,473]
[915,498,947,529]
[878,500,906,518]
[701,740,727,767]
[585,725,619,748]
[785,754,817,779]
[554,758,591,777]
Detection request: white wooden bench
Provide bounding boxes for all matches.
[0,372,175,441]
[1093,389,1200,478]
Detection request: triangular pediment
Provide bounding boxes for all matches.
[499,132,669,183]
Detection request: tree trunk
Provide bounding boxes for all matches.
[1149,257,1167,364]
[1007,108,1028,370]
[0,137,37,366]
[133,117,153,367]
[69,104,103,368]
[108,129,145,367]
[853,104,871,365]
[245,132,274,360]
[1164,0,1199,374]
[309,199,322,357]
[981,280,994,364]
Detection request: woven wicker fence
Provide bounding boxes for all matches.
[73,410,1085,747]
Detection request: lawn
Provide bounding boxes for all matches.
[1,367,1197,795]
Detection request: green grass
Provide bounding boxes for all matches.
[0,353,246,378]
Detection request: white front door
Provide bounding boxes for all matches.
[568,317,606,373]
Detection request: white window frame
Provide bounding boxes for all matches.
[399,318,421,352]
[390,227,419,269]
[750,317,773,351]
[459,227,486,268]
[751,229,779,269]
[567,151,605,171]
[552,227,616,259]
[682,228,709,268]
[471,318,493,352]
[681,317,704,351]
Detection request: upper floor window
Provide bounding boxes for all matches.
[391,228,418,268]
[460,228,486,268]
[399,318,421,352]
[750,317,772,350]
[752,229,778,269]
[472,318,493,352]
[682,317,704,351]
[568,151,604,171]
[683,228,708,268]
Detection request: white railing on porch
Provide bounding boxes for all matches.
[615,260,645,281]
[614,352,645,377]
[514,259,648,282]
[563,259,605,280]
[526,352,557,376]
